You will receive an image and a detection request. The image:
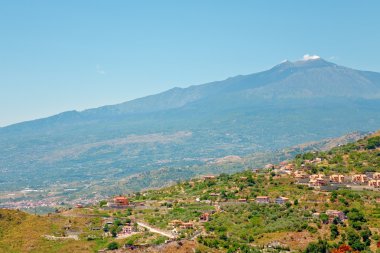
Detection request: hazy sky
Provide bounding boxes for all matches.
[1,1,380,126]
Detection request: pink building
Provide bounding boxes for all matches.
[351,174,368,183]
[329,174,345,183]
[368,179,380,188]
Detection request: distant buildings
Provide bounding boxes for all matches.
[309,174,327,187]
[107,196,130,208]
[180,222,194,229]
[368,179,380,188]
[200,213,210,222]
[113,196,129,206]
[352,174,368,184]
[329,174,345,183]
[373,173,380,179]
[256,196,270,204]
[326,210,346,222]
[275,196,289,205]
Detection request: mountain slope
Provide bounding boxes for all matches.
[1,58,380,196]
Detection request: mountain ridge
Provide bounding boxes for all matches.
[2,58,380,130]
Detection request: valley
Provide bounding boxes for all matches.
[1,131,379,252]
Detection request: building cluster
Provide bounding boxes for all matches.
[269,157,380,190]
[293,171,380,190]
[103,217,137,238]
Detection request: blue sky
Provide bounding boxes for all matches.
[1,1,380,126]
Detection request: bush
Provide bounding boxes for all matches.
[366,136,380,149]
[107,241,119,250]
[330,224,339,239]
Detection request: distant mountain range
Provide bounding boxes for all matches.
[1,58,380,194]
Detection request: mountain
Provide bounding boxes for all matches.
[1,58,380,195]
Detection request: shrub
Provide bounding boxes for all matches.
[107,242,119,250]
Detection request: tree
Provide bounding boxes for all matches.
[304,239,329,253]
[360,228,372,246]
[347,230,365,251]
[320,213,329,224]
[99,200,107,207]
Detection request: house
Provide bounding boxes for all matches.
[310,174,325,180]
[368,179,380,188]
[240,177,248,181]
[256,196,270,204]
[351,174,368,183]
[209,193,220,197]
[203,175,216,180]
[309,178,327,187]
[113,196,129,206]
[329,174,345,183]
[294,171,308,179]
[326,210,346,222]
[238,198,247,202]
[180,222,194,229]
[275,196,289,205]
[120,225,133,234]
[373,173,380,179]
[169,220,183,227]
[200,213,210,222]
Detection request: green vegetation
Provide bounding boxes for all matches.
[1,131,380,252]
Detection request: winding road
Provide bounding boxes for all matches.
[136,221,176,239]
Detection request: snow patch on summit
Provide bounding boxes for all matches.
[302,54,320,61]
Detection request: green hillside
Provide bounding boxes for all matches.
[1,132,380,253]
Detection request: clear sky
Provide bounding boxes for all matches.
[1,1,380,127]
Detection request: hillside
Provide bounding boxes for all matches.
[0,131,366,212]
[1,132,379,253]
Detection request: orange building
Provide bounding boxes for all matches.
[113,196,129,206]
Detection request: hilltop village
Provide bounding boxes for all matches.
[1,134,380,253]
